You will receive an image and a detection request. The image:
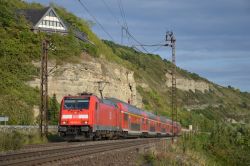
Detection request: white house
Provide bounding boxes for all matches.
[19,6,89,42]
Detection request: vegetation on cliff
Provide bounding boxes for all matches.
[0,0,249,163]
[0,0,117,124]
[1,0,249,125]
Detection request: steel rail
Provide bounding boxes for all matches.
[0,138,161,166]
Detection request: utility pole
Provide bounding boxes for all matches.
[97,81,109,99]
[165,31,177,143]
[128,83,133,104]
[40,39,49,137]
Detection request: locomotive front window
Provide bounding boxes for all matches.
[64,98,89,110]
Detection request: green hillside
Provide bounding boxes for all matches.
[103,40,250,125]
[1,0,249,125]
[0,0,120,124]
[0,0,249,164]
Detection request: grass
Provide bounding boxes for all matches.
[0,130,47,152]
[0,129,64,152]
[137,137,213,166]
[139,125,249,166]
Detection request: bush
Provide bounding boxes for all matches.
[48,94,60,125]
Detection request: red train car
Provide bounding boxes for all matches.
[58,94,181,140]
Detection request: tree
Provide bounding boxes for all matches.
[48,93,59,125]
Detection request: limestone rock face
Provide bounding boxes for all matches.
[165,73,210,92]
[28,57,142,108]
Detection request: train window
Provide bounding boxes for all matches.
[64,98,89,110]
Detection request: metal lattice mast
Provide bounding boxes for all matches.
[165,32,177,142]
[40,39,49,137]
[172,39,177,137]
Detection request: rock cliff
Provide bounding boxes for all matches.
[27,54,211,113]
[165,73,210,92]
[28,54,143,108]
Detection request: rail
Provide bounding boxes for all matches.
[0,138,163,165]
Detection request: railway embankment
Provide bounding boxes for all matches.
[0,138,168,166]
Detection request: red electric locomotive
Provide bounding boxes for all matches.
[58,93,181,140]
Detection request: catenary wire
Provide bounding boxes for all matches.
[78,0,115,41]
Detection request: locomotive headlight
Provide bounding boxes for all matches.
[84,121,88,124]
[62,121,67,124]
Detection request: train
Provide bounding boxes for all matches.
[58,93,181,140]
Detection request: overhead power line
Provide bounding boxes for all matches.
[123,28,150,53]
[152,45,164,53]
[134,44,165,47]
[133,41,166,53]
[78,0,155,55]
[101,0,121,26]
[78,0,115,41]
[134,40,166,47]
[118,0,128,31]
[117,0,130,45]
[101,0,126,44]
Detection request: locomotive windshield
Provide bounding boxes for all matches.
[64,98,89,110]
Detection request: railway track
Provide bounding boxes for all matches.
[0,138,162,166]
[21,142,78,150]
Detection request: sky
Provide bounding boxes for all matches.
[26,0,250,92]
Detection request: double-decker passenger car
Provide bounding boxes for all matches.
[58,93,181,140]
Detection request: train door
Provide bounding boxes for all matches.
[94,101,97,131]
[116,108,119,130]
[142,117,145,132]
[146,119,149,131]
[114,103,121,130]
[128,115,131,130]
[113,105,118,130]
[123,112,129,130]
[118,109,122,129]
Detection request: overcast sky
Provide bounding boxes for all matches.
[26,0,250,92]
